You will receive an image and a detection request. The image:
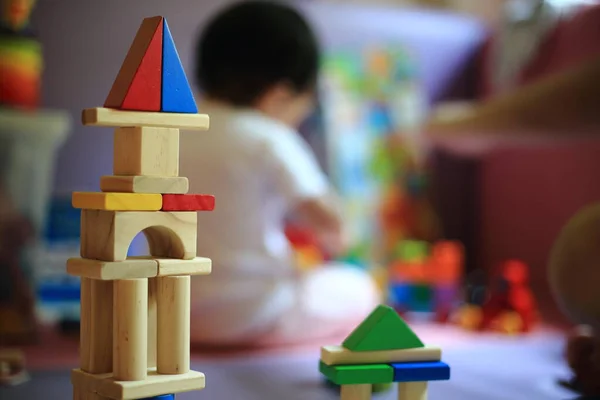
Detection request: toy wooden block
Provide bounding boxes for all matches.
[113,127,179,177]
[80,210,197,261]
[340,384,370,400]
[390,361,450,382]
[319,362,393,385]
[100,176,189,194]
[320,345,441,366]
[342,305,423,351]
[398,382,428,400]
[104,16,163,111]
[82,108,209,130]
[67,258,158,280]
[160,19,197,113]
[157,276,190,374]
[72,192,162,211]
[71,368,205,399]
[154,257,211,276]
[114,279,148,381]
[80,278,113,374]
[161,194,215,211]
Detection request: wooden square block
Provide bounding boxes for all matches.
[72,192,162,211]
[100,176,189,194]
[113,127,179,176]
[80,210,197,262]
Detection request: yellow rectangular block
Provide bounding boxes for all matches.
[100,176,189,194]
[113,127,179,177]
[320,345,441,366]
[67,258,158,280]
[71,368,205,400]
[82,107,210,131]
[72,192,162,211]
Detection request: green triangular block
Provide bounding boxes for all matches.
[342,304,424,351]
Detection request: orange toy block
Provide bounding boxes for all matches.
[104,16,163,111]
[161,194,215,211]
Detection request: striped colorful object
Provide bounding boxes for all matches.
[0,34,42,108]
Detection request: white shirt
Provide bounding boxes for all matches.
[179,100,329,342]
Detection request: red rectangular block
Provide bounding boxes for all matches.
[161,194,215,211]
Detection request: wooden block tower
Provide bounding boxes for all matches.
[320,305,451,400]
[67,16,213,400]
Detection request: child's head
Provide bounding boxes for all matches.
[195,1,320,127]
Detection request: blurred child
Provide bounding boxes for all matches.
[179,1,380,347]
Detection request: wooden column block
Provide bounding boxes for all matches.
[340,384,371,400]
[148,278,157,369]
[114,126,179,176]
[80,278,113,374]
[113,279,148,381]
[398,382,428,400]
[157,276,190,374]
[80,210,197,262]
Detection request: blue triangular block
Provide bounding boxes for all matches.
[161,19,198,113]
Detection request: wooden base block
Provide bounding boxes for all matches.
[72,192,162,211]
[100,176,189,194]
[340,384,371,400]
[161,194,215,211]
[71,368,205,400]
[398,382,428,400]
[80,210,197,261]
[67,258,158,280]
[321,345,441,366]
[82,107,209,130]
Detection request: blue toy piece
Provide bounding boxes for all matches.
[141,394,174,400]
[390,361,450,382]
[161,19,198,113]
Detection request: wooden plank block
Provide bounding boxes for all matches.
[320,345,441,366]
[157,276,190,374]
[80,279,113,374]
[113,279,148,381]
[342,304,423,352]
[67,258,158,280]
[100,176,189,194]
[113,127,179,177]
[155,257,211,276]
[72,192,162,211]
[82,108,209,130]
[104,17,163,111]
[340,384,370,400]
[80,210,197,262]
[390,361,450,382]
[161,194,215,211]
[71,368,205,400]
[397,382,428,400]
[147,278,157,369]
[161,19,197,113]
[319,361,393,385]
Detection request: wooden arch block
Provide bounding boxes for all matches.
[80,210,197,262]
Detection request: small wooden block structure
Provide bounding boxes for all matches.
[319,305,451,400]
[70,15,214,400]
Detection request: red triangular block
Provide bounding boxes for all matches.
[104,16,163,111]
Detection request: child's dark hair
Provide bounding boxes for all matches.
[195,1,320,106]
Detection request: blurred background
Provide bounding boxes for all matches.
[1,0,600,398]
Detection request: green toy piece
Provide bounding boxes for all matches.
[342,304,424,351]
[396,240,429,262]
[319,361,393,385]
